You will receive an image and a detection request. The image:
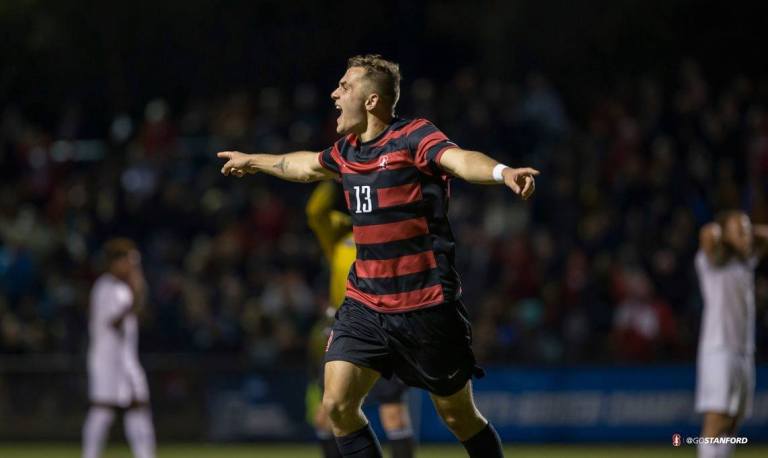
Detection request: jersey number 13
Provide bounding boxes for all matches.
[354,185,372,214]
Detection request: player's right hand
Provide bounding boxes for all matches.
[217,151,254,177]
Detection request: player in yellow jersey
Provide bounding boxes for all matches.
[306,181,415,458]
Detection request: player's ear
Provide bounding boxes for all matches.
[365,93,379,111]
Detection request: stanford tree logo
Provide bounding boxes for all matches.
[672,433,682,447]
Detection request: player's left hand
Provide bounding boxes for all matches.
[503,167,539,200]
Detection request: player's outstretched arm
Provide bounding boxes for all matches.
[438,148,539,199]
[217,151,336,183]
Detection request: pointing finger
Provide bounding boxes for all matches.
[517,167,540,176]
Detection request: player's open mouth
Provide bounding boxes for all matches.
[335,104,343,122]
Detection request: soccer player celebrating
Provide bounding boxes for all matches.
[218,54,538,458]
[83,239,156,458]
[695,211,768,458]
[306,181,415,458]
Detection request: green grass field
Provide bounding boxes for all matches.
[1,443,767,458]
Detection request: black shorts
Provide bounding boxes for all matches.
[319,362,409,405]
[325,298,485,397]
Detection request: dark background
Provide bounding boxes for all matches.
[2,0,768,442]
[4,1,768,130]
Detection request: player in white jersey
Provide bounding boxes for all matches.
[82,238,156,458]
[695,211,768,458]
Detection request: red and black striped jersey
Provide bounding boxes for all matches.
[317,118,461,313]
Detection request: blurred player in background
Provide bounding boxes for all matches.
[695,211,768,458]
[305,181,415,458]
[83,238,155,458]
[218,54,537,458]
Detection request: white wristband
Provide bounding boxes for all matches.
[492,164,509,183]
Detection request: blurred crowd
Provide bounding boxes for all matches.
[2,60,768,366]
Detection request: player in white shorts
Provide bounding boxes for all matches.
[83,238,155,458]
[695,211,768,458]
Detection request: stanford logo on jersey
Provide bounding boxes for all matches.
[379,155,389,169]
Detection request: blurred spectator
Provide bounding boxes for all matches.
[612,269,678,362]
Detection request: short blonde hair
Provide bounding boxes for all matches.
[347,54,401,114]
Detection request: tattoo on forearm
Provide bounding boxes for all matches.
[273,158,287,174]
